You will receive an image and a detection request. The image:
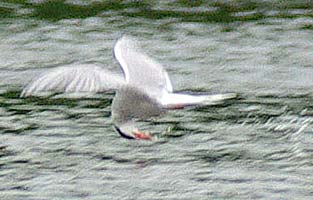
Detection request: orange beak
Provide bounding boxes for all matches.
[132,131,153,140]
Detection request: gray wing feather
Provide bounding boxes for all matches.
[114,36,173,100]
[21,64,125,97]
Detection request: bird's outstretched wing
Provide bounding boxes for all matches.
[21,64,124,97]
[113,36,173,101]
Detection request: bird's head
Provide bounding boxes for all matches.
[113,123,152,140]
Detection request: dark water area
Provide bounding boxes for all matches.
[1,1,313,199]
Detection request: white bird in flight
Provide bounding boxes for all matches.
[21,36,236,140]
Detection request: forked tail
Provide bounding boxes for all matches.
[202,93,237,105]
[161,92,237,108]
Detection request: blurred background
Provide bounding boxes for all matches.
[0,1,313,199]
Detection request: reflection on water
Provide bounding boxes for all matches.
[1,1,313,199]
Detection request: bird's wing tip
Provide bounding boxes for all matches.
[115,35,138,50]
[220,93,238,100]
[20,86,33,97]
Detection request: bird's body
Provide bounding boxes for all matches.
[21,36,236,140]
[111,86,165,125]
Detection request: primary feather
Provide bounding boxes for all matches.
[21,64,124,97]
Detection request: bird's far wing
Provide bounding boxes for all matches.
[113,36,173,100]
[21,64,125,97]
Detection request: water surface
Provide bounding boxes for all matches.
[0,1,313,199]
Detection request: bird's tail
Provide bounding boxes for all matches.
[202,93,237,105]
[162,92,237,108]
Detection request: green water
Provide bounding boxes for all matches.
[0,1,313,199]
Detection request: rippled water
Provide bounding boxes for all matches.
[1,1,313,199]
